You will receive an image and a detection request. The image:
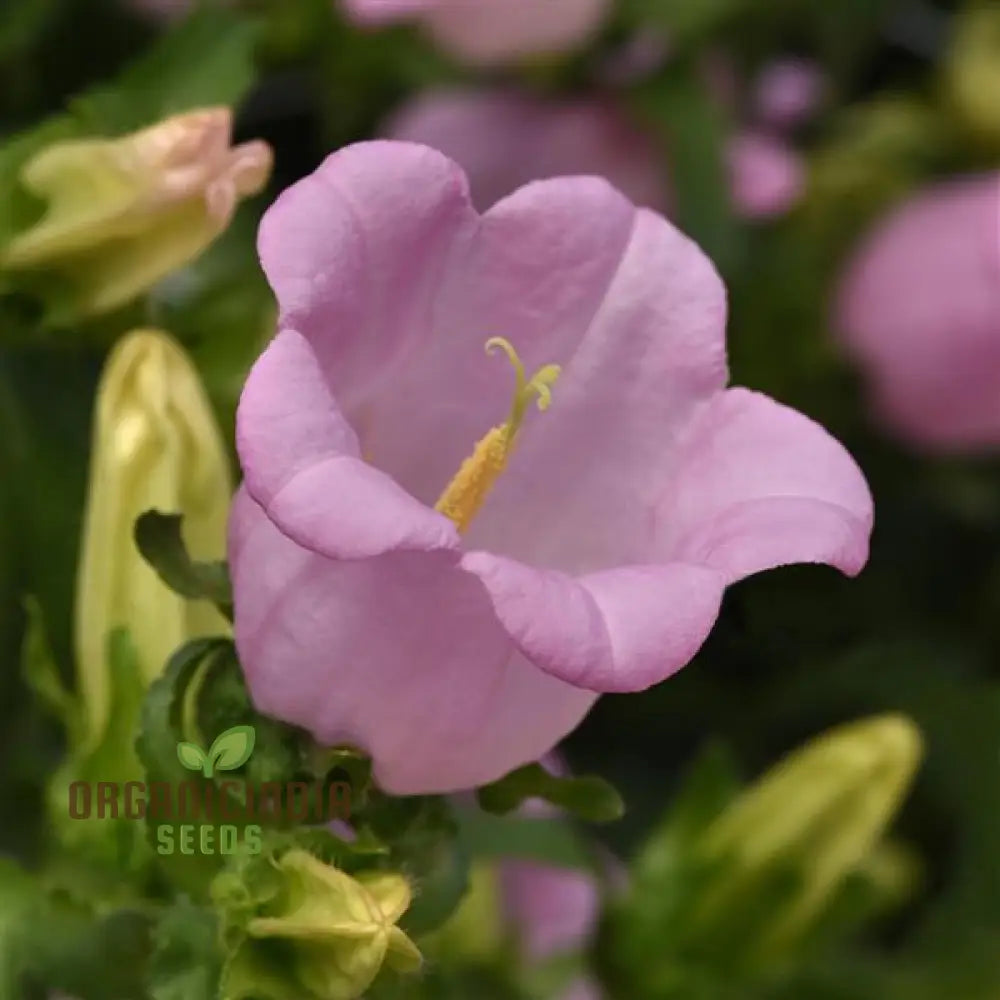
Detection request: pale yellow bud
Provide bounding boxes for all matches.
[220,850,422,1000]
[691,714,924,958]
[1,107,272,317]
[943,3,1000,149]
[74,329,231,750]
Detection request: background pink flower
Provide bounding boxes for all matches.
[383,89,668,213]
[341,0,611,65]
[727,131,805,219]
[502,860,603,999]
[230,141,873,795]
[754,58,826,130]
[835,174,1000,450]
[384,87,804,220]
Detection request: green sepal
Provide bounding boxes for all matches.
[363,795,470,936]
[476,762,625,823]
[136,636,237,895]
[211,829,404,1000]
[134,511,233,621]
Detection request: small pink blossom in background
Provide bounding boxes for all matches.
[340,0,611,65]
[754,58,826,130]
[499,757,606,1000]
[836,174,1000,451]
[727,131,805,219]
[385,87,803,220]
[502,861,602,999]
[229,141,873,795]
[383,90,668,212]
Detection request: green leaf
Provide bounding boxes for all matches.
[46,628,151,875]
[476,763,625,823]
[177,741,208,773]
[631,64,741,274]
[600,744,742,996]
[0,858,40,999]
[20,594,77,737]
[72,6,261,133]
[623,0,751,47]
[208,725,256,774]
[456,811,596,871]
[21,902,153,1000]
[134,510,233,620]
[147,898,222,1000]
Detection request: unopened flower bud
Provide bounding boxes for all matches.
[943,3,1000,149]
[689,714,923,960]
[215,850,421,1000]
[0,108,272,317]
[75,329,231,751]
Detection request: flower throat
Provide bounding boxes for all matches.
[434,338,560,534]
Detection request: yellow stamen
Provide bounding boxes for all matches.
[434,338,560,533]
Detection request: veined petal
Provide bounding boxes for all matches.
[664,388,873,582]
[256,142,476,412]
[461,553,726,693]
[459,206,728,576]
[359,173,640,514]
[229,488,596,794]
[236,328,459,559]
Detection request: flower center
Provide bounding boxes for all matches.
[434,338,560,534]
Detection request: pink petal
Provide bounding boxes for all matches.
[356,172,641,512]
[256,142,476,411]
[384,89,667,212]
[728,131,805,219]
[229,487,597,794]
[236,328,459,559]
[461,554,726,693]
[836,175,1000,450]
[459,207,727,577]
[665,388,874,582]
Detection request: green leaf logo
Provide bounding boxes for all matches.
[176,725,256,778]
[176,741,208,772]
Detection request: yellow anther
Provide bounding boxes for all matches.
[434,338,560,533]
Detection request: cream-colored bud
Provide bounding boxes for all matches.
[74,329,231,750]
[691,714,924,957]
[1,107,272,316]
[219,850,421,1000]
[943,3,1000,149]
